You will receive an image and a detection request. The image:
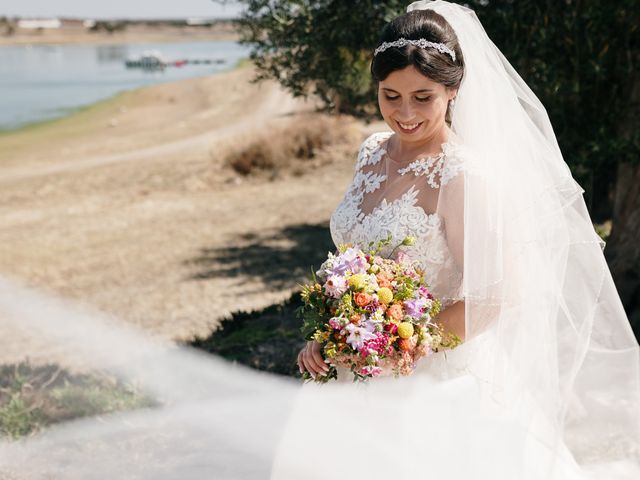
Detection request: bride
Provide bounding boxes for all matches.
[288,1,640,478]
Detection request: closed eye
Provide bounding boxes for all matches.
[384,95,431,102]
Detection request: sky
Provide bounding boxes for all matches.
[1,0,244,19]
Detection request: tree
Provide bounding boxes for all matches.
[219,0,639,335]
[217,0,409,116]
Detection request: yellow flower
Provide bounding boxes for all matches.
[397,322,415,339]
[377,287,393,304]
[348,274,368,291]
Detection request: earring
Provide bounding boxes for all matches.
[450,97,456,106]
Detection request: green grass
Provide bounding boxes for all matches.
[190,290,306,377]
[0,362,157,440]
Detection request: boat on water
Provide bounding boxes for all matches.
[124,50,227,70]
[125,50,167,69]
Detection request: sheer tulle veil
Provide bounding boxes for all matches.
[406,0,640,471]
[0,1,638,479]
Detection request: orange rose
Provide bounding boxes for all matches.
[349,314,361,324]
[354,292,373,308]
[376,273,393,289]
[386,303,404,322]
[398,337,417,352]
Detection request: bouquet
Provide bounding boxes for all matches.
[298,234,462,383]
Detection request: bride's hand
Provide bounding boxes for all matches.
[297,340,329,379]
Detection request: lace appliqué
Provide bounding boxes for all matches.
[330,132,466,309]
[396,143,464,188]
[355,132,389,170]
[358,170,386,194]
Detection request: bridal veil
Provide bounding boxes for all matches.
[405,0,640,473]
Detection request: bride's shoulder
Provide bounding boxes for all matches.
[442,139,485,179]
[355,131,392,170]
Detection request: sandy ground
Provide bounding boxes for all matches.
[0,61,387,367]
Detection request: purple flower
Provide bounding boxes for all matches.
[403,297,428,318]
[344,320,377,350]
[360,365,383,377]
[361,331,390,357]
[363,298,381,313]
[328,317,343,330]
[418,286,434,300]
[395,250,411,265]
[327,247,368,276]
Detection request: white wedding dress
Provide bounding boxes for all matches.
[268,131,599,480]
[328,129,467,383]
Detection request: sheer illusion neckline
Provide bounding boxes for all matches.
[359,186,443,224]
[378,132,453,168]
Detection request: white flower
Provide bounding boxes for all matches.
[365,273,379,292]
[316,252,337,279]
[323,275,348,298]
[344,321,377,350]
[369,310,385,324]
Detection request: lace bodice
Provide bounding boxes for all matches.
[329,131,466,307]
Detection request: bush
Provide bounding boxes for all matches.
[223,112,360,177]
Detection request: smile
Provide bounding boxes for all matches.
[396,120,423,133]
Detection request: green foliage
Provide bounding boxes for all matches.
[227,0,408,117]
[465,0,639,218]
[89,21,128,34]
[0,393,45,439]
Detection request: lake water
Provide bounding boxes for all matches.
[0,41,251,131]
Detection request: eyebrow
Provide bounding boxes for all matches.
[382,87,433,93]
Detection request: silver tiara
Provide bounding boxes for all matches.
[374,37,456,62]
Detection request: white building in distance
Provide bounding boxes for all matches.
[17,18,62,29]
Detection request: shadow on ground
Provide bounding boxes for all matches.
[185,222,335,291]
[186,222,337,377]
[189,291,306,378]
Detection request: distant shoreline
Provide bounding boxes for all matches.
[0,56,252,135]
[0,23,241,46]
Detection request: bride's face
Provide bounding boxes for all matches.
[378,65,456,143]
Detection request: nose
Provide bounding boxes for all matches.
[397,100,416,121]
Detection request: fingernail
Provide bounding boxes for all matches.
[324,359,330,363]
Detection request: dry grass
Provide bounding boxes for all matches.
[225,113,359,177]
[225,113,358,178]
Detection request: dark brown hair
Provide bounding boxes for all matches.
[371,9,464,123]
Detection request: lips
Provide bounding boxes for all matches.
[396,120,423,133]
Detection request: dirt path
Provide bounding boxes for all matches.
[0,77,296,183]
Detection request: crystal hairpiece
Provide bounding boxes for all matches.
[374,37,456,62]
